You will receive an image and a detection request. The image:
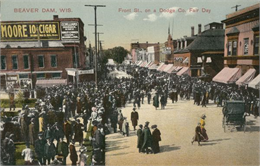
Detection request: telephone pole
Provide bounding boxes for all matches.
[85,5,106,89]
[231,5,241,11]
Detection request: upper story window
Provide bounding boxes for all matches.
[51,55,57,67]
[38,55,44,68]
[227,40,237,56]
[254,34,259,55]
[12,55,18,69]
[23,55,29,69]
[243,38,249,55]
[1,56,6,70]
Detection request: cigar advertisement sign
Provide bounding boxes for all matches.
[61,21,80,41]
[1,22,60,41]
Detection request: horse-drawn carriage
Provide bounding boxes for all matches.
[222,101,248,132]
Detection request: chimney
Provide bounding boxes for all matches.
[53,15,59,20]
[191,26,194,36]
[198,24,201,34]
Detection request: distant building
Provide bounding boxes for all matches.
[174,23,225,78]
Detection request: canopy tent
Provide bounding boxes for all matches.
[36,79,67,87]
[163,64,174,72]
[248,74,260,89]
[236,68,256,86]
[177,67,190,76]
[149,64,159,70]
[213,67,241,84]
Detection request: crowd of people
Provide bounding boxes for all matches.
[1,64,259,165]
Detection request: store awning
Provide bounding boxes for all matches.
[177,67,190,76]
[140,61,147,67]
[173,66,183,73]
[213,67,241,84]
[149,64,158,70]
[144,61,152,68]
[163,64,174,72]
[158,64,168,71]
[236,68,256,86]
[167,66,177,73]
[183,57,189,64]
[36,79,67,87]
[156,63,165,71]
[137,61,143,66]
[248,74,260,89]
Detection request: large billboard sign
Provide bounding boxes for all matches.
[1,22,60,41]
[61,21,79,41]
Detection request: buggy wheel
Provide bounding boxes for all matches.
[243,118,246,133]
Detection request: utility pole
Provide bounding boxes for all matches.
[231,5,241,11]
[85,4,106,89]
[93,32,104,60]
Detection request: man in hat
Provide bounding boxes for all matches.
[29,119,36,146]
[122,117,129,137]
[35,133,47,164]
[117,110,124,132]
[142,121,153,154]
[153,93,159,110]
[69,140,78,166]
[110,110,118,133]
[137,124,144,153]
[63,119,72,144]
[151,125,161,153]
[74,119,84,146]
[131,108,139,131]
[44,138,56,165]
[56,137,69,165]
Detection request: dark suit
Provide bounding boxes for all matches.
[152,128,161,153]
[69,144,78,165]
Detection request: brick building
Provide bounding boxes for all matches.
[221,3,259,74]
[213,3,259,85]
[0,15,92,90]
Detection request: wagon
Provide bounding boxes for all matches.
[222,101,247,132]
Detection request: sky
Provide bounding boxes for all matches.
[1,0,259,51]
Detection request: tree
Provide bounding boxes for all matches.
[103,46,129,64]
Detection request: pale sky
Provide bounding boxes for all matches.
[1,0,259,50]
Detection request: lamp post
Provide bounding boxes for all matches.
[85,5,106,89]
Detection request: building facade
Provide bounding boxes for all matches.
[222,3,259,75]
[0,15,89,90]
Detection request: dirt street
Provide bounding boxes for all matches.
[105,97,260,166]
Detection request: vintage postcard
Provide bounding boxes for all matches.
[0,0,259,165]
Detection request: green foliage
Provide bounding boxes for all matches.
[16,90,25,105]
[103,46,129,64]
[0,98,36,108]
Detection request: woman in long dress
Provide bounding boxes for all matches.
[200,114,208,141]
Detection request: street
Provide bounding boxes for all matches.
[105,96,260,166]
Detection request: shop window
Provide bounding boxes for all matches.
[23,55,29,69]
[1,56,6,70]
[254,35,259,55]
[38,55,44,68]
[37,73,45,78]
[52,73,61,78]
[19,74,29,79]
[51,55,57,67]
[12,55,18,69]
[243,38,249,55]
